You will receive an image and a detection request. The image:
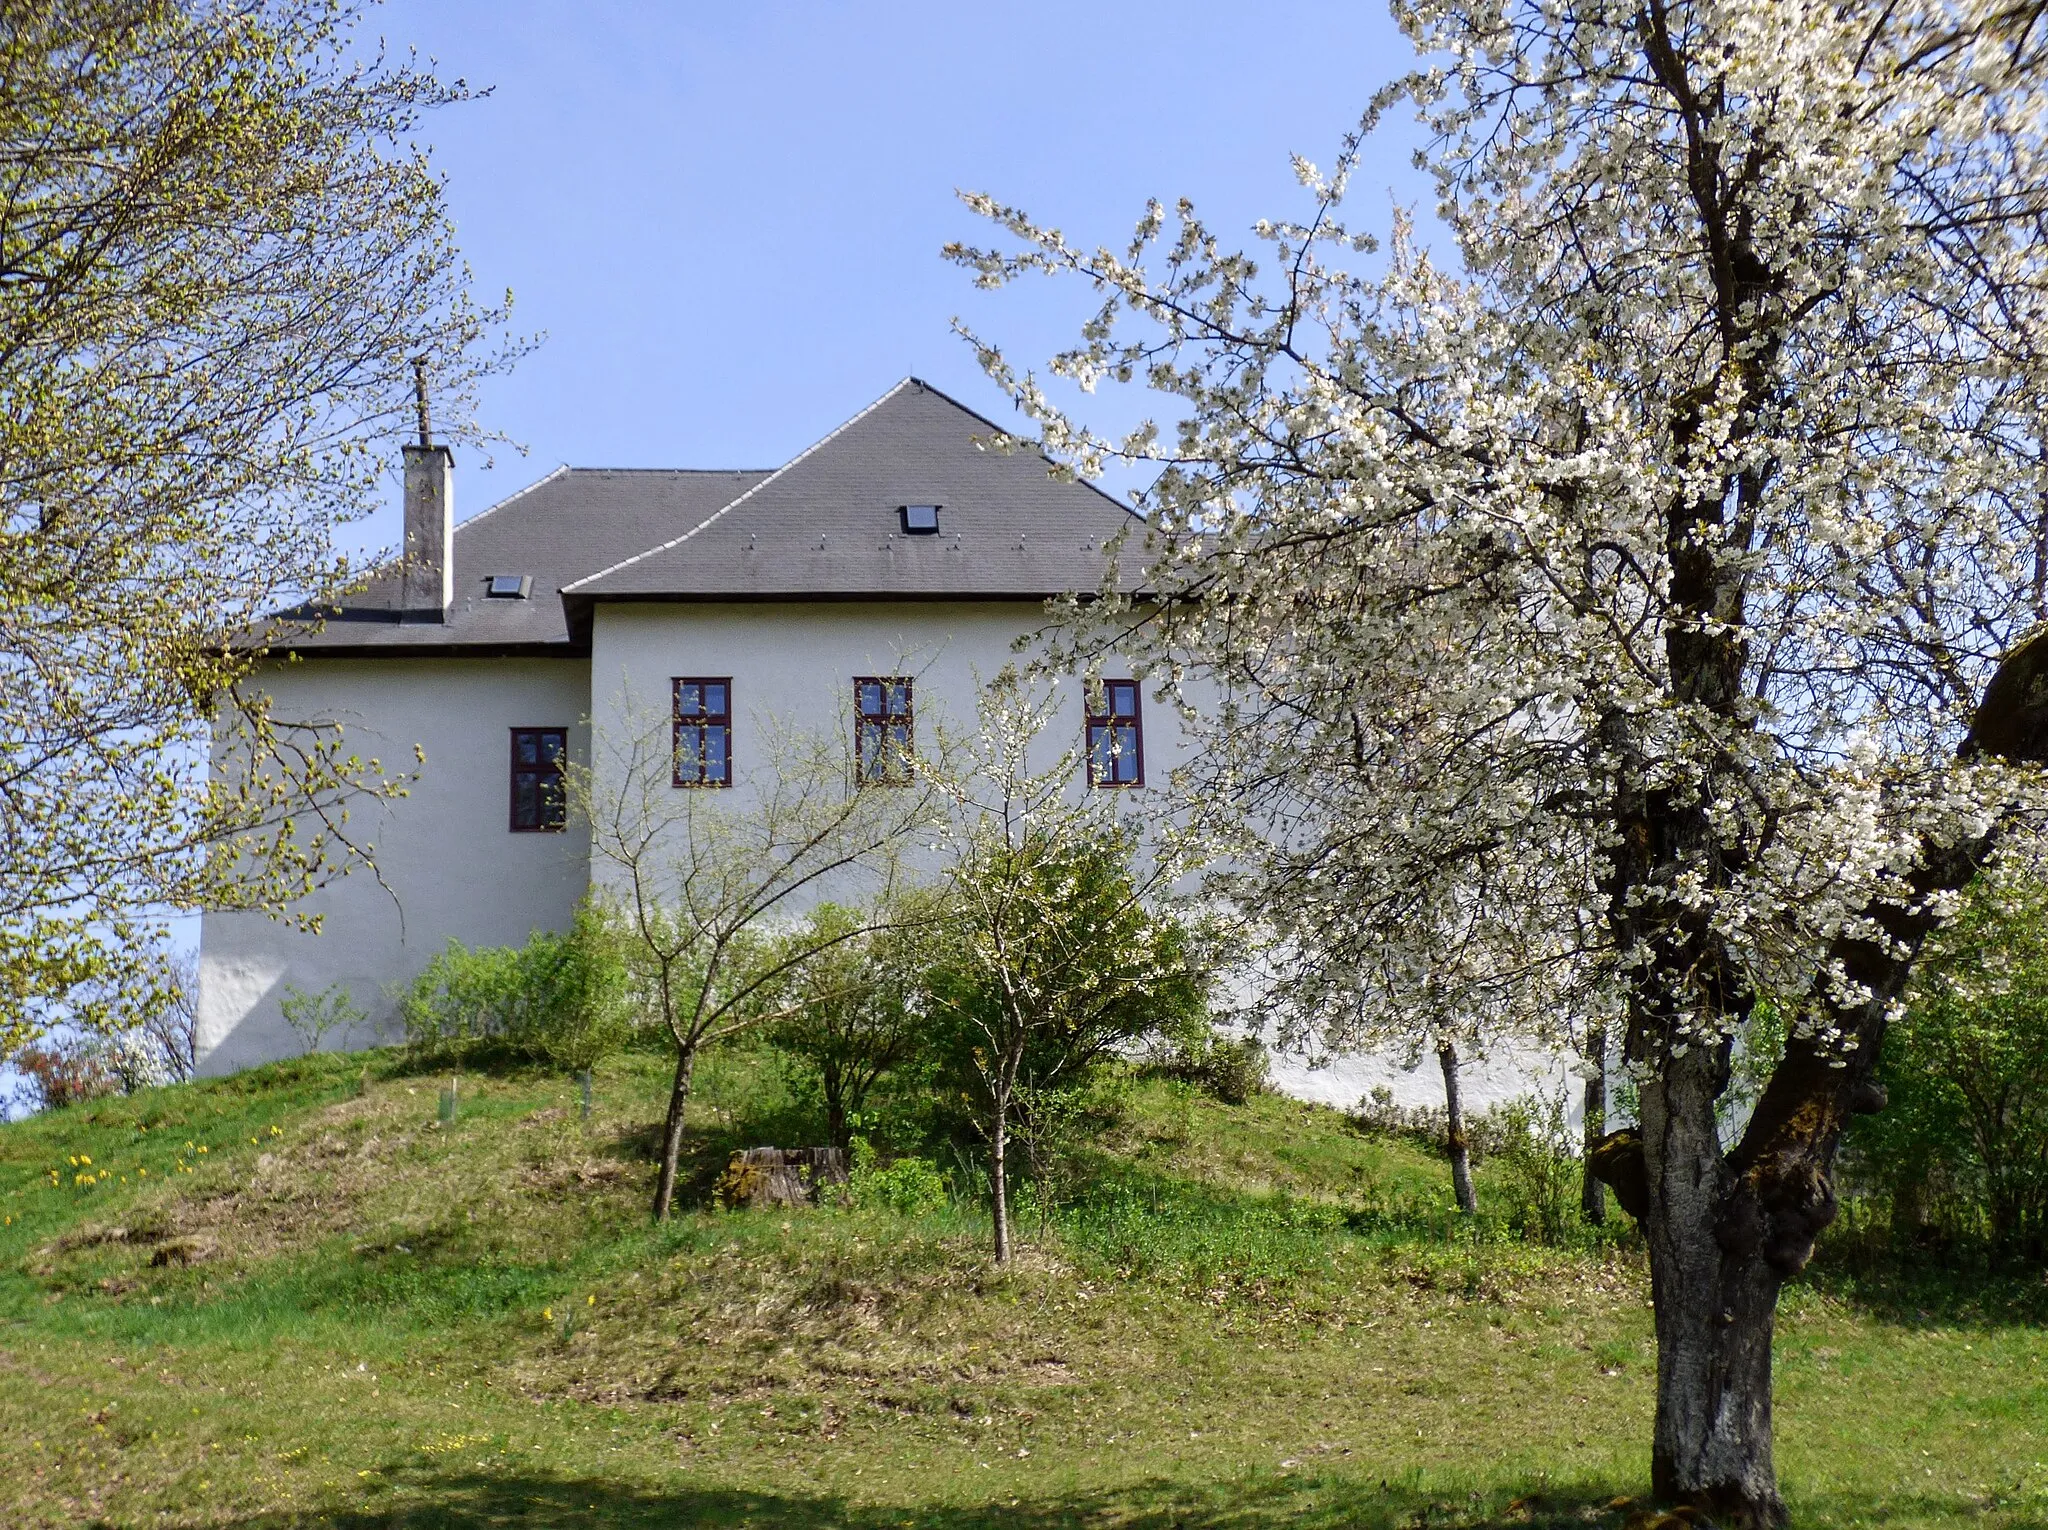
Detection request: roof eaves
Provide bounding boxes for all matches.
[562,379,916,594]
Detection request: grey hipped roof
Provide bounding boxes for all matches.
[270,466,771,654]
[274,378,1147,658]
[562,378,1146,608]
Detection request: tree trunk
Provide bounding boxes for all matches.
[1581,1025,1608,1226]
[989,1092,1012,1264]
[823,1061,848,1154]
[1438,1040,1477,1215]
[651,1042,698,1222]
[1640,1046,1785,1528]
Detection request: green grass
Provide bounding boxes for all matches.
[0,1048,2043,1527]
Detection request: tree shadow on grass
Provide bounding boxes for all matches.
[1799,1233,2048,1330]
[214,1467,1648,1530]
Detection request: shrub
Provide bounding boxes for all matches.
[1350,1085,1517,1162]
[399,903,634,1070]
[12,1040,121,1110]
[1847,871,2048,1261]
[847,1138,950,1217]
[1487,1090,1581,1245]
[1145,1030,1270,1105]
[524,903,636,1073]
[766,901,928,1150]
[279,982,365,1055]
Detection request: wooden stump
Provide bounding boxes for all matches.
[714,1147,848,1210]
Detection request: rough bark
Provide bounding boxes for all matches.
[651,1042,698,1222]
[1438,1040,1477,1215]
[1584,627,2048,1525]
[1581,1025,1608,1226]
[1640,1045,1784,1524]
[823,1061,849,1155]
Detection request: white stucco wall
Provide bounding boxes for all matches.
[196,656,592,1074]
[196,604,1573,1120]
[584,600,1194,909]
[1262,1038,1587,1125]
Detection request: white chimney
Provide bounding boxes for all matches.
[400,442,454,619]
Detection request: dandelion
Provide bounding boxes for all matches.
[542,1307,553,1321]
[197,1145,208,1155]
[587,1295,595,1306]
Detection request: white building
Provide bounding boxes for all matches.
[196,379,1182,1072]
[196,376,1575,1123]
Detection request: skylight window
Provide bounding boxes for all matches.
[899,504,941,535]
[485,574,532,599]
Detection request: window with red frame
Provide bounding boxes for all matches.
[854,676,914,784]
[673,678,732,787]
[1085,679,1144,787]
[510,727,568,831]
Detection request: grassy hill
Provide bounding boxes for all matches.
[0,1047,2042,1528]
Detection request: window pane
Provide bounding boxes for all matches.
[1115,725,1139,782]
[677,725,702,778]
[539,777,565,826]
[705,683,726,717]
[677,682,700,718]
[514,774,537,827]
[1112,683,1137,718]
[706,726,728,782]
[858,681,882,717]
[1089,724,1112,781]
[540,731,563,764]
[886,681,910,717]
[517,733,538,766]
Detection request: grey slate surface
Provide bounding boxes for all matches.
[273,377,1147,657]
[272,467,771,653]
[563,378,1148,603]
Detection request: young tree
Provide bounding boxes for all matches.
[1,1,518,1052]
[927,672,1210,1263]
[951,0,2048,1516]
[577,698,935,1221]
[767,901,930,1153]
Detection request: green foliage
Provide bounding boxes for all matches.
[928,825,1211,1105]
[398,904,634,1072]
[1486,1090,1582,1246]
[526,904,639,1074]
[277,982,365,1056]
[1850,872,2048,1261]
[846,1137,950,1217]
[1145,1030,1271,1105]
[2,0,517,1052]
[765,902,928,1150]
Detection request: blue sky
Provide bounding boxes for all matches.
[361,0,1427,549]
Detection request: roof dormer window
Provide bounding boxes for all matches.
[485,574,532,599]
[899,504,941,535]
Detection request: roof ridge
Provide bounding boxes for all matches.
[900,375,1147,526]
[562,378,916,593]
[564,465,772,476]
[454,462,572,531]
[336,462,573,587]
